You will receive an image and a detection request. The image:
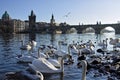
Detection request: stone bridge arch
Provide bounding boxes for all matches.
[100,26,115,33]
[82,27,95,33]
[66,27,77,33]
[91,25,118,34]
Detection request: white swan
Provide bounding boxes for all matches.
[109,38,120,50]
[53,49,66,57]
[44,54,61,68]
[53,41,67,57]
[98,38,108,51]
[30,40,37,47]
[5,67,44,80]
[28,57,64,74]
[28,40,37,52]
[17,48,47,63]
[32,48,47,59]
[77,44,95,55]
[72,41,95,55]
[41,45,53,55]
[37,47,61,68]
[109,38,120,45]
[20,40,32,51]
[69,44,79,54]
[28,64,44,80]
[19,47,61,68]
[17,40,34,63]
[20,44,32,51]
[16,55,35,63]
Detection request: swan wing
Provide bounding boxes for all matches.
[32,58,61,73]
[17,56,35,63]
[48,58,60,68]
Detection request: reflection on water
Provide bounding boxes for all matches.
[101,32,115,38]
[0,32,119,80]
[29,33,36,41]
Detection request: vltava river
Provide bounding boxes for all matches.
[0,32,119,80]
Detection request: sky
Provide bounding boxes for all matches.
[0,0,120,25]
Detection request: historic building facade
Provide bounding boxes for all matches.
[0,11,13,33]
[0,11,25,33]
[11,19,25,33]
[0,10,69,34]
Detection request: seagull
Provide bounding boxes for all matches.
[64,12,71,17]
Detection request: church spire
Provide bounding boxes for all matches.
[50,14,55,26]
[30,10,35,16]
[52,14,54,19]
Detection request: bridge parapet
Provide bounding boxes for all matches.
[18,23,120,34]
[68,23,120,34]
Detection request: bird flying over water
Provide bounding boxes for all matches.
[64,12,71,17]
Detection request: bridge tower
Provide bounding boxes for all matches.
[29,10,36,41]
[29,10,36,32]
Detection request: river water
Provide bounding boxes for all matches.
[0,32,119,80]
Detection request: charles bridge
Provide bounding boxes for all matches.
[31,23,120,34]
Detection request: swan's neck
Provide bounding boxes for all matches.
[78,49,81,56]
[68,45,70,55]
[58,57,64,73]
[21,40,24,46]
[36,71,44,80]
[45,52,50,59]
[38,49,40,58]
[81,60,87,80]
[58,41,61,50]
[61,59,64,73]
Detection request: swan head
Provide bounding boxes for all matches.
[106,38,108,40]
[36,71,44,80]
[110,38,113,40]
[79,60,87,69]
[77,60,87,68]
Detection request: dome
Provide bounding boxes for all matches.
[2,11,11,20]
